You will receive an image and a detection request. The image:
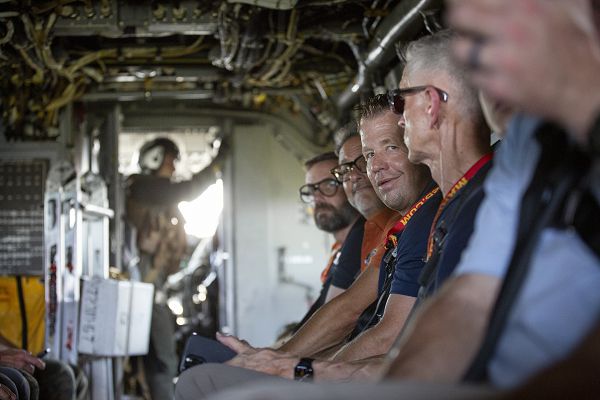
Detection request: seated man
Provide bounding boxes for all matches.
[383,29,599,388]
[292,152,360,332]
[326,128,397,303]
[391,30,494,300]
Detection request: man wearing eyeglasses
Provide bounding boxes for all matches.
[293,152,360,330]
[328,130,399,302]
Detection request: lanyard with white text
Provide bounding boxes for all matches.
[385,186,440,250]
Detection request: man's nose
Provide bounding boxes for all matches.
[348,168,363,183]
[313,189,327,202]
[370,153,385,174]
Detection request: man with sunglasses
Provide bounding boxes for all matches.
[388,30,493,300]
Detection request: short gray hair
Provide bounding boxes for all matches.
[401,30,483,124]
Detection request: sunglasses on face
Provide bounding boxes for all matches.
[387,85,449,114]
[299,178,341,203]
[330,155,367,182]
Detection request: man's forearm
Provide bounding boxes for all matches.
[383,274,500,382]
[333,294,414,362]
[331,324,392,363]
[279,296,362,356]
[281,266,380,356]
[314,356,386,382]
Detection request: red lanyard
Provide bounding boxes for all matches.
[321,241,342,283]
[385,186,440,250]
[426,153,493,259]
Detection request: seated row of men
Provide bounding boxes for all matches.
[175,5,600,399]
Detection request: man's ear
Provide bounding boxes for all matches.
[427,87,442,129]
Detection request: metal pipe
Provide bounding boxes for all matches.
[81,89,214,101]
[335,0,441,113]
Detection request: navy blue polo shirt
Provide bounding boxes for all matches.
[421,160,493,297]
[331,217,365,289]
[389,189,441,297]
[377,185,442,297]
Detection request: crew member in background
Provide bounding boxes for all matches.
[126,137,224,400]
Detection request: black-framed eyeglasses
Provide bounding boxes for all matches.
[330,155,367,182]
[299,178,341,203]
[387,86,449,115]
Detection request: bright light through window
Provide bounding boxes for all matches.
[178,179,224,238]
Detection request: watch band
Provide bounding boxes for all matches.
[294,357,314,381]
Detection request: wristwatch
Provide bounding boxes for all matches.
[294,357,314,381]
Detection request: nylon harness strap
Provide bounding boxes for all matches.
[463,125,596,382]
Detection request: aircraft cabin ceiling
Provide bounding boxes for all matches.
[0,0,442,145]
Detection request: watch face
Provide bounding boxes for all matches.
[295,365,311,378]
[294,358,314,381]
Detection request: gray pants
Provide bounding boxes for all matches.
[209,382,499,400]
[175,364,287,400]
[175,363,499,400]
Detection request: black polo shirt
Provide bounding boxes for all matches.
[294,217,364,332]
[331,217,365,289]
